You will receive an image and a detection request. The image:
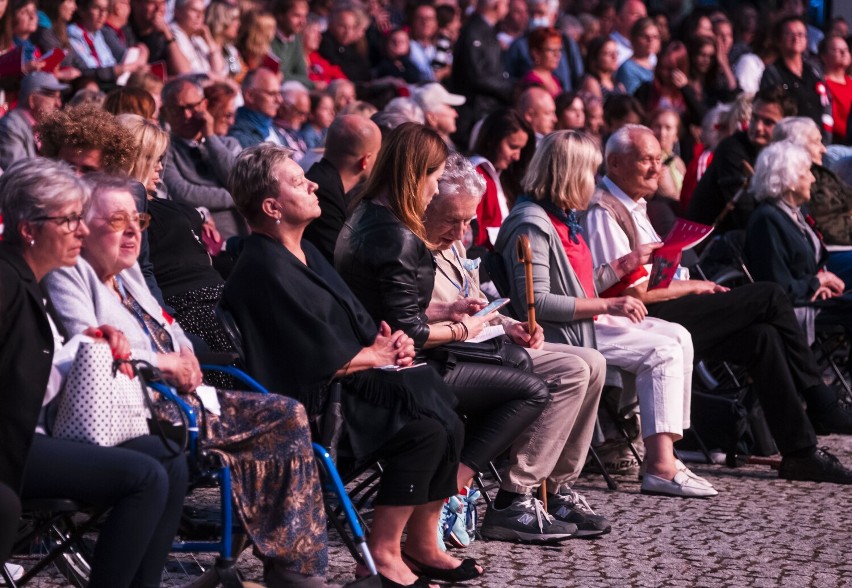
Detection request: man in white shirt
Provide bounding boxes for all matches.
[580,124,852,485]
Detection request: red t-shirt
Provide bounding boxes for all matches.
[546,211,596,297]
[826,76,852,142]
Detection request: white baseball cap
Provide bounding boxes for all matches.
[414,83,466,109]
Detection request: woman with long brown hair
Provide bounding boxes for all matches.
[337,123,567,550]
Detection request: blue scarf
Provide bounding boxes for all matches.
[517,194,583,244]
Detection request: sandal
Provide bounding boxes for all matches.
[376,572,431,588]
[401,553,483,582]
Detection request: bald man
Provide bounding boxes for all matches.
[304,114,382,262]
[517,87,557,142]
[228,68,285,148]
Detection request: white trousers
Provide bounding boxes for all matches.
[594,314,693,439]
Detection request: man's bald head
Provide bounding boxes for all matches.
[518,87,557,137]
[324,114,382,179]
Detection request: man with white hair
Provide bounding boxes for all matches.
[504,0,584,92]
[414,83,464,147]
[274,81,311,161]
[517,86,556,142]
[580,124,852,485]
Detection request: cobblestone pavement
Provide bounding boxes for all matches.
[10,434,852,587]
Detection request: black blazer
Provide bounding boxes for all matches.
[744,202,829,304]
[0,244,54,491]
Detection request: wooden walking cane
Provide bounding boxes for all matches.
[516,234,548,509]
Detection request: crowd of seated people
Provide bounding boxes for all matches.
[5,0,852,586]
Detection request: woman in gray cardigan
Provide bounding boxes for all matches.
[495,131,716,499]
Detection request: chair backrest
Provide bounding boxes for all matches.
[213,303,246,364]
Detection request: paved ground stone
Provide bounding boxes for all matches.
[8,434,851,587]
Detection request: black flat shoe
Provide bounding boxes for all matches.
[401,553,483,582]
[376,573,431,588]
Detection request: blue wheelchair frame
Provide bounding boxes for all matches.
[149,363,376,584]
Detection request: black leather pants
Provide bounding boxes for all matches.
[440,345,550,474]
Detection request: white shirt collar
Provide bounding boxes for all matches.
[602,176,642,211]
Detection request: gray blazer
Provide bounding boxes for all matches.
[0,109,37,170]
[162,134,248,241]
[494,200,619,348]
[44,258,194,367]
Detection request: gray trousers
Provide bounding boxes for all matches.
[504,343,605,494]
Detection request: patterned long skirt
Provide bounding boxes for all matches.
[159,390,328,576]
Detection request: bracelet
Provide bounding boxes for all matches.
[458,321,470,341]
[448,323,458,342]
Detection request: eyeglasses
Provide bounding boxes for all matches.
[172,98,206,113]
[96,212,152,231]
[33,212,85,233]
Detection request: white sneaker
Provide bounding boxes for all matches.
[1,563,24,584]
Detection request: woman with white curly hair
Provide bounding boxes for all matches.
[744,140,852,344]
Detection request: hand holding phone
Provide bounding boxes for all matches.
[473,298,510,317]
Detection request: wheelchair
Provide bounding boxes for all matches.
[1,360,376,588]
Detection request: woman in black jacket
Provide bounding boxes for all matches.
[336,124,559,542]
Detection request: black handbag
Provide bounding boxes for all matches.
[432,335,534,372]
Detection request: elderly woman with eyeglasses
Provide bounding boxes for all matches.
[0,158,189,588]
[43,173,334,588]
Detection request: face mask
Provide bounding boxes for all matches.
[529,17,551,30]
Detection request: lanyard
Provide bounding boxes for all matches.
[435,245,471,297]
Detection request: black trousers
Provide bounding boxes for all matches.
[21,435,189,588]
[440,345,550,473]
[0,481,20,568]
[647,282,820,455]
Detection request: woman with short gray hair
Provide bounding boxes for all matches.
[744,141,852,345]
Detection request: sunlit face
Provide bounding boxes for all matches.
[789,165,815,206]
[527,96,557,136]
[651,110,679,153]
[83,190,143,278]
[13,2,38,36]
[608,131,662,199]
[747,100,784,147]
[426,102,458,137]
[419,161,447,210]
[493,130,528,171]
[558,96,585,130]
[26,199,90,272]
[271,158,320,225]
[424,194,479,250]
[146,155,164,194]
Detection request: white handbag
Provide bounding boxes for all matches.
[52,341,151,446]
